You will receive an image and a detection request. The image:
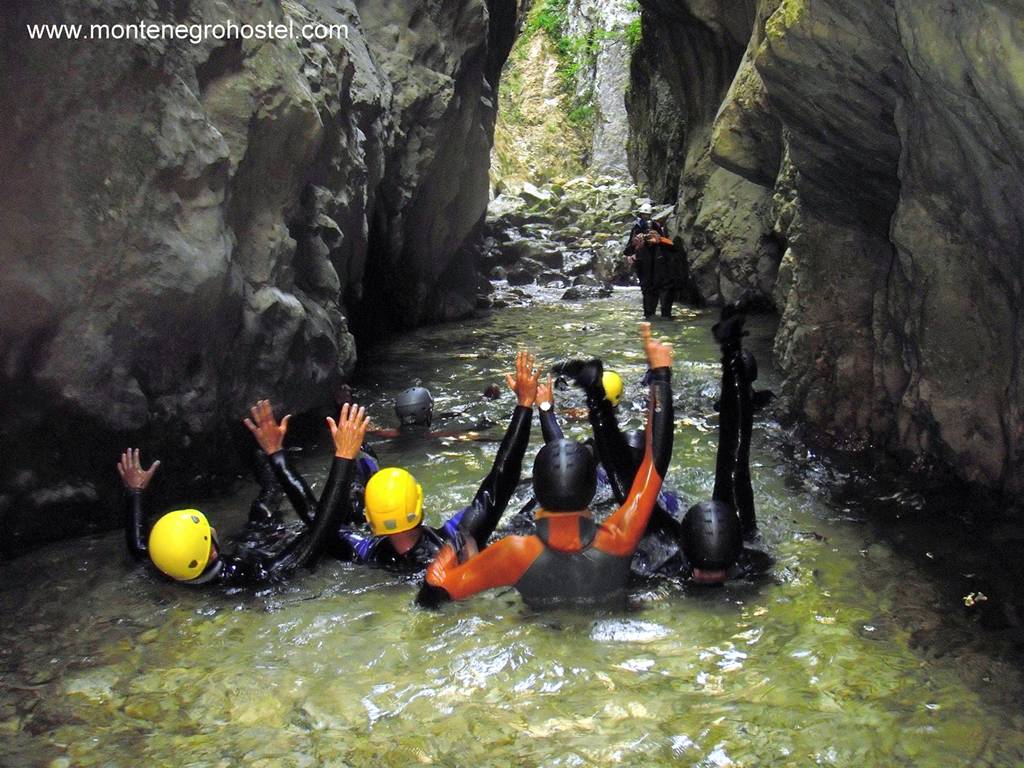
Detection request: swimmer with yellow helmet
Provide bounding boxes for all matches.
[118,403,370,586]
[246,351,538,574]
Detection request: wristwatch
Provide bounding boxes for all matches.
[539,401,552,412]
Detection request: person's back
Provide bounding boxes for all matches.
[419,324,674,610]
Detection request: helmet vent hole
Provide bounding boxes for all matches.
[191,516,200,523]
[188,560,198,569]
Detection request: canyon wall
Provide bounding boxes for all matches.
[0,0,518,551]
[628,0,1024,495]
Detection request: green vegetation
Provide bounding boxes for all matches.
[625,17,642,50]
[522,0,597,135]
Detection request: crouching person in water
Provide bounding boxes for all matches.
[246,351,539,575]
[418,324,673,610]
[118,404,370,586]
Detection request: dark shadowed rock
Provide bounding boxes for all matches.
[0,0,519,552]
[507,268,535,286]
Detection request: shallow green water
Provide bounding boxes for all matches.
[2,290,1023,767]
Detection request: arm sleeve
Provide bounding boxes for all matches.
[585,388,638,505]
[453,405,532,547]
[268,451,318,526]
[732,349,756,535]
[539,407,565,443]
[425,537,540,601]
[269,457,354,574]
[712,348,741,509]
[623,223,640,255]
[124,490,148,560]
[596,367,673,556]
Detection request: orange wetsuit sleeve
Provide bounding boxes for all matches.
[595,367,673,557]
[426,536,543,601]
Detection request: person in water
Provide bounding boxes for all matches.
[245,351,539,575]
[365,385,497,443]
[418,323,674,610]
[536,369,689,579]
[547,305,771,585]
[118,403,370,586]
[625,202,676,320]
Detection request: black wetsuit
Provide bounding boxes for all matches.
[424,368,674,610]
[712,316,757,536]
[270,405,533,575]
[545,329,769,582]
[124,453,353,586]
[538,403,688,579]
[624,217,673,318]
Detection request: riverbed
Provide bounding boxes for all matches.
[1,290,1021,767]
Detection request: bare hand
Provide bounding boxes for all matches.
[641,322,673,369]
[505,350,540,408]
[327,403,371,459]
[631,234,645,251]
[243,399,291,455]
[536,375,554,408]
[116,448,160,491]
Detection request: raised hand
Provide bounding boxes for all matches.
[243,399,291,455]
[327,403,371,459]
[536,375,555,408]
[116,448,160,491]
[505,350,540,408]
[641,322,673,370]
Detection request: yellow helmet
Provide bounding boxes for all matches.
[148,509,213,581]
[602,371,624,407]
[364,468,424,535]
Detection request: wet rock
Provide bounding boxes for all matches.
[627,0,1024,493]
[538,272,569,287]
[0,0,520,549]
[572,275,603,287]
[506,268,535,287]
[489,266,508,281]
[562,285,613,301]
[502,240,552,264]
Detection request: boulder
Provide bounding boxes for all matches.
[506,268,535,286]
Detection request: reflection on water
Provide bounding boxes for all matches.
[1,290,1022,766]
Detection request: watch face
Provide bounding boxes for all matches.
[540,401,552,412]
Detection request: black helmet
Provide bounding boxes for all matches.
[624,429,645,466]
[533,439,597,512]
[681,501,742,570]
[741,350,758,383]
[394,387,433,426]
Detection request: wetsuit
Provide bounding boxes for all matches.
[712,314,757,536]
[538,401,687,578]
[624,217,674,318]
[424,367,673,610]
[124,453,354,586]
[271,405,533,575]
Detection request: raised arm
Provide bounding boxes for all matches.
[536,376,565,443]
[454,351,537,547]
[116,448,160,560]
[244,400,317,526]
[270,404,370,573]
[595,324,674,556]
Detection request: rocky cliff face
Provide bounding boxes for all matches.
[566,0,638,174]
[628,0,1024,496]
[0,0,517,552]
